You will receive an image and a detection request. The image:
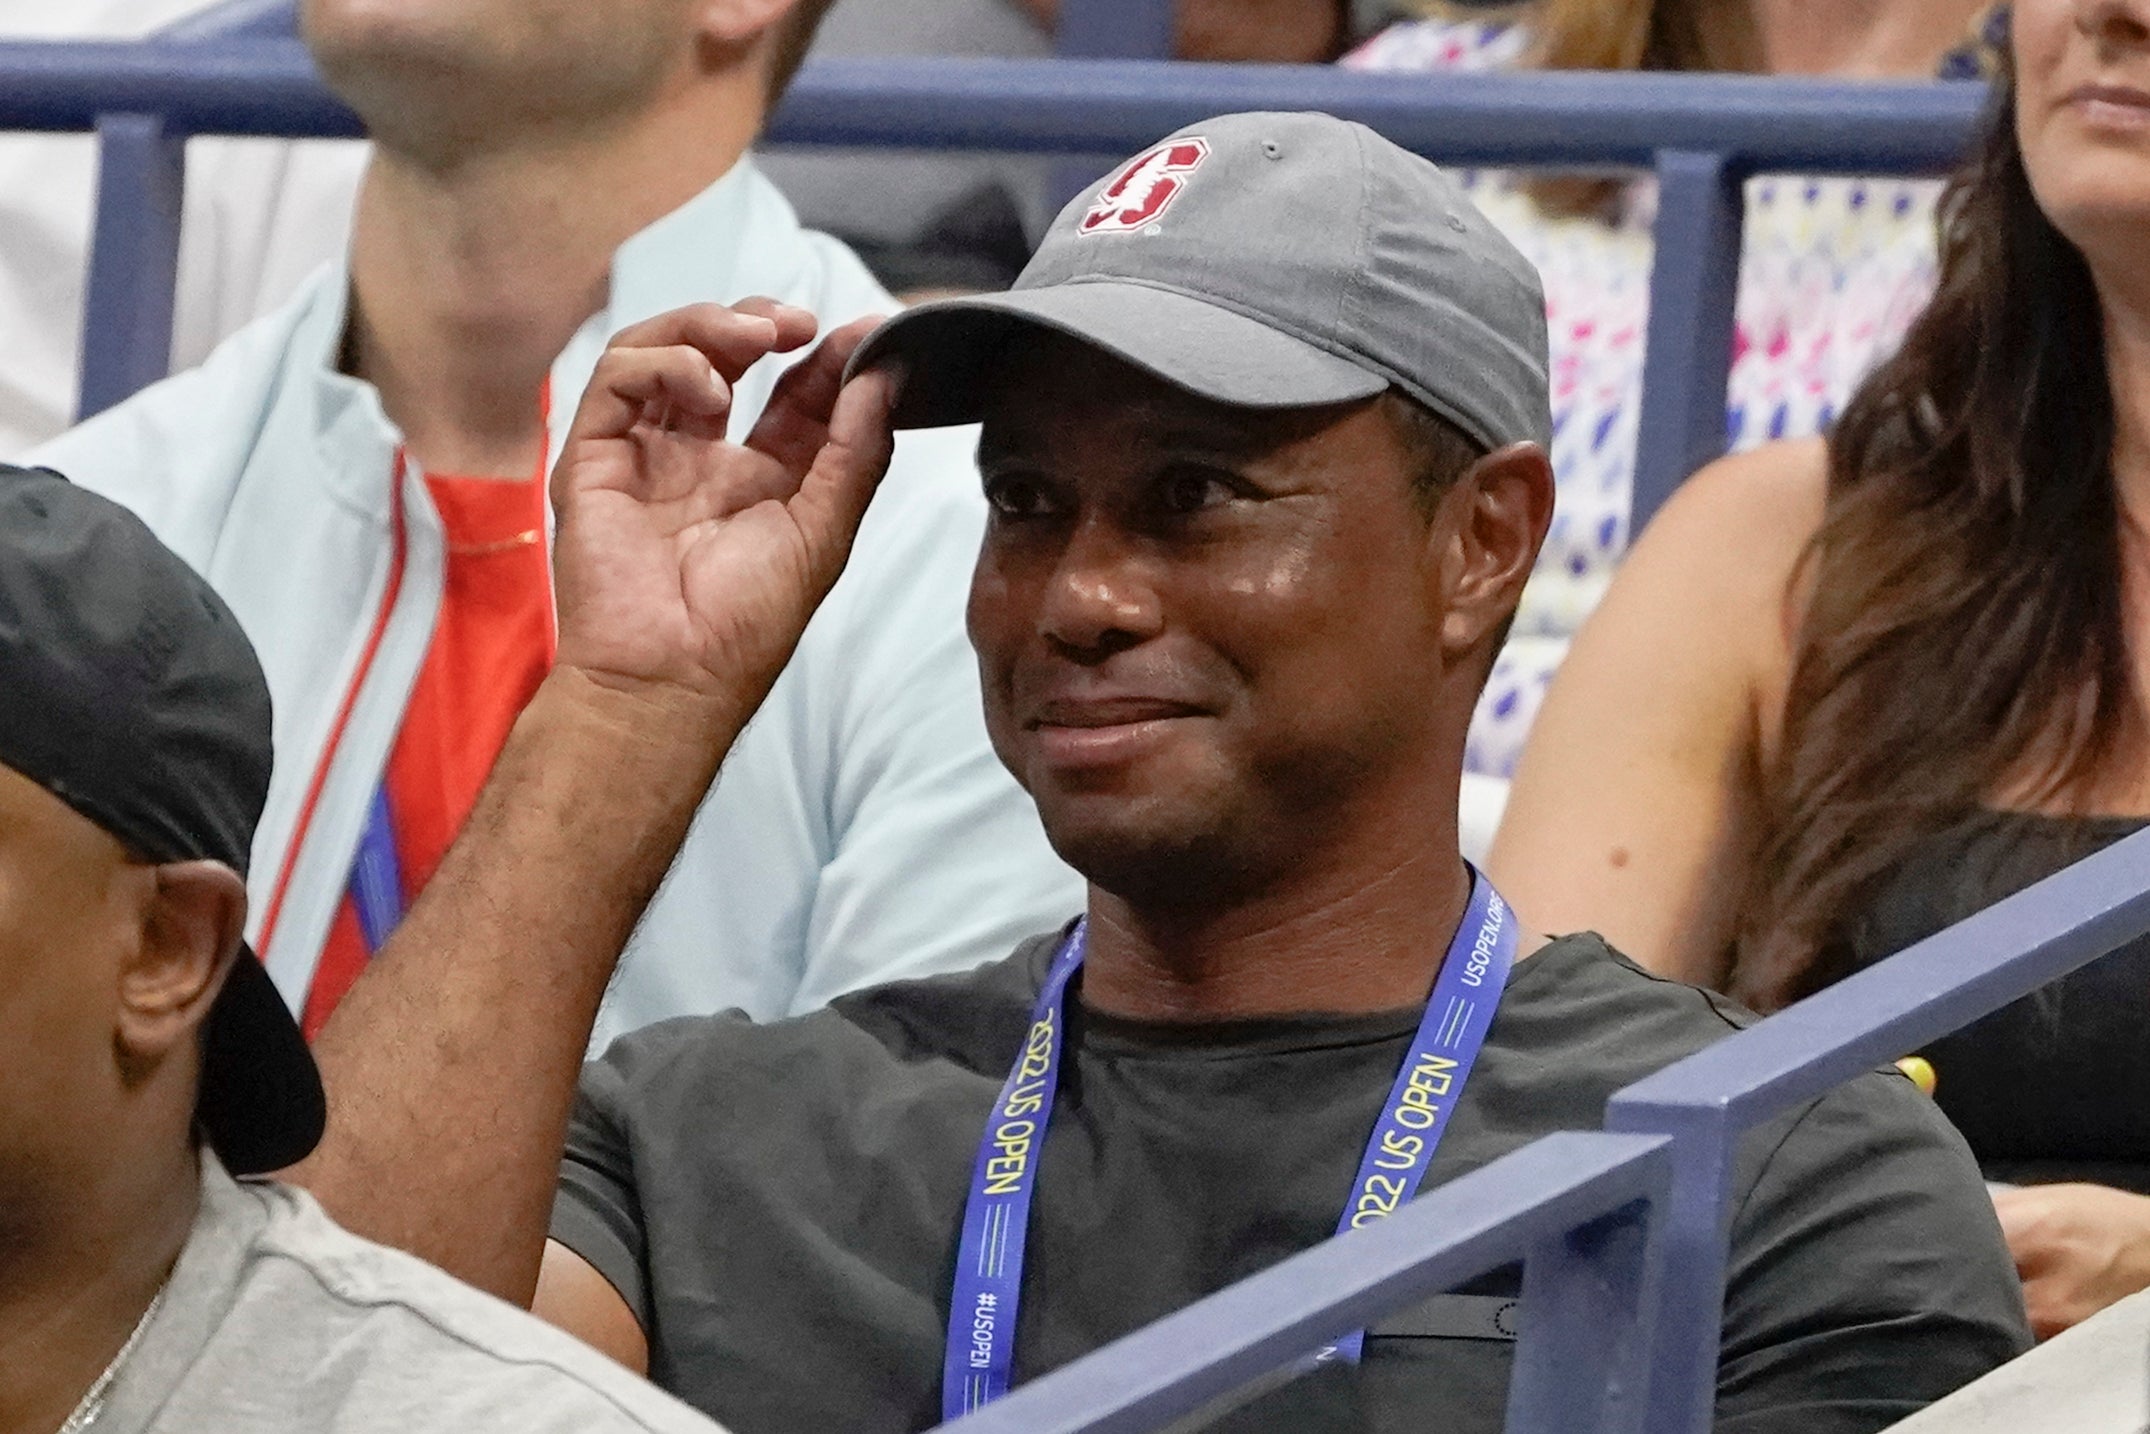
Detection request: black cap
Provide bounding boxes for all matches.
[0,465,323,1174]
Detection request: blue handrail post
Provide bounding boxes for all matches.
[1599,1095,1737,1434]
[77,111,187,422]
[1631,148,1747,537]
[1503,1197,1662,1434]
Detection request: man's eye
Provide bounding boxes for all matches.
[1157,472,1233,515]
[984,476,1054,518]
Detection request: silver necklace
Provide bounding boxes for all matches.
[54,1284,166,1434]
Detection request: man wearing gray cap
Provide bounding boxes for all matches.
[289,114,2029,1431]
[0,465,729,1432]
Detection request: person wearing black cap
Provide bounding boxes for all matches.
[289,115,2027,1433]
[0,465,727,1432]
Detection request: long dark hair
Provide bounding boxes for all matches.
[1730,56,2125,1011]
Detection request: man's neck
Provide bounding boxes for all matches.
[1749,0,1988,78]
[0,1146,198,1434]
[1080,835,1480,1023]
[345,81,763,478]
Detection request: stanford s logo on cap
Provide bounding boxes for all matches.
[1080,138,1210,235]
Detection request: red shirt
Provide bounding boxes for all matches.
[302,464,555,1037]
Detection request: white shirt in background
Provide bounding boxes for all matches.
[0,0,362,456]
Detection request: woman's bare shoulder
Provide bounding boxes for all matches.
[1639,437,1829,589]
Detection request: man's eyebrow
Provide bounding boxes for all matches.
[977,420,1271,468]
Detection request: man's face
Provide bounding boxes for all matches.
[0,766,143,1208]
[303,0,699,149]
[969,335,1459,903]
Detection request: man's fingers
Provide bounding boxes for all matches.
[606,301,818,389]
[789,365,900,577]
[730,296,821,351]
[745,316,889,477]
[558,345,734,475]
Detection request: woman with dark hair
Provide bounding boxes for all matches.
[1344,1,1998,850]
[1493,0,2150,1339]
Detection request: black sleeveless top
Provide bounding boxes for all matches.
[1844,811,2150,1192]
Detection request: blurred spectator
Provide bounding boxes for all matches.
[30,0,1083,1050]
[0,0,363,454]
[1346,1,2003,803]
[0,466,720,1434]
[1493,0,2150,1339]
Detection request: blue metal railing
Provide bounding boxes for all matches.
[12,16,2118,1434]
[948,1132,1673,1434]
[1603,827,2150,1432]
[7,30,1988,524]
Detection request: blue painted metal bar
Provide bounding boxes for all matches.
[0,39,357,137]
[936,1131,1671,1434]
[1631,150,1748,534]
[1505,1195,1660,1434]
[0,44,1985,425]
[770,60,1986,173]
[77,112,187,422]
[0,48,1984,168]
[156,0,302,44]
[1606,825,2150,1434]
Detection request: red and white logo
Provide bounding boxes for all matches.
[1079,138,1210,236]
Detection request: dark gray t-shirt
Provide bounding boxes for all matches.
[553,933,2029,1433]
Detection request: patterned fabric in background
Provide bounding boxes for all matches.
[1345,17,1994,780]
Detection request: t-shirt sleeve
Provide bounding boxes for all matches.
[551,1051,655,1331]
[1714,1073,2033,1432]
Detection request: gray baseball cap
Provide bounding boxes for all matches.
[850,111,1551,453]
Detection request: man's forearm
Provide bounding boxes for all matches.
[288,668,739,1304]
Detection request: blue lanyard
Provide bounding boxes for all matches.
[348,783,407,956]
[942,868,1519,1419]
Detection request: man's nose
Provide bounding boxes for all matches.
[1037,514,1163,660]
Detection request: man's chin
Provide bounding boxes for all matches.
[1035,796,1253,907]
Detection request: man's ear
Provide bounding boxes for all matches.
[1434,442,1556,658]
[115,861,248,1069]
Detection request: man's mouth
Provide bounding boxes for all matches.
[1028,696,1207,730]
[1024,696,1210,770]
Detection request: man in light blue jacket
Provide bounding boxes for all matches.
[30,0,1082,1045]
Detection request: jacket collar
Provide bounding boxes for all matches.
[293,155,815,511]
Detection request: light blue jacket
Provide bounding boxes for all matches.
[31,160,1083,1047]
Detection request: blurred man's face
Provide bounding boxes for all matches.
[968,335,1455,905]
[0,765,143,1215]
[303,0,699,153]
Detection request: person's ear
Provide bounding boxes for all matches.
[115,861,248,1069]
[690,0,804,55]
[1433,442,1556,659]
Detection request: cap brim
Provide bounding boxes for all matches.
[197,945,325,1176]
[850,282,1388,429]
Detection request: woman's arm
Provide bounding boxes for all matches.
[1488,439,1827,987]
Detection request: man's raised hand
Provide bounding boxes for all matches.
[550,299,898,722]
